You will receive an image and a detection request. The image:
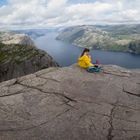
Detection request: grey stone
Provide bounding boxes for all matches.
[0,64,140,140]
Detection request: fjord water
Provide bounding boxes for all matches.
[35,32,140,69]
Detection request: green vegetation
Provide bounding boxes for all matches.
[128,40,140,54]
[0,42,46,64]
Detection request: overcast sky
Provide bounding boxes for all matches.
[0,0,140,29]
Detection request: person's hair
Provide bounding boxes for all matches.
[81,48,90,57]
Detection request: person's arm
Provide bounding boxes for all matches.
[84,55,94,67]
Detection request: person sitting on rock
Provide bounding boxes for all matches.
[78,48,101,73]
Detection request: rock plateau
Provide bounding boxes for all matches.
[0,64,140,140]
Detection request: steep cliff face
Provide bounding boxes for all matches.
[0,64,139,140]
[0,32,58,82]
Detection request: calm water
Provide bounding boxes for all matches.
[34,32,140,69]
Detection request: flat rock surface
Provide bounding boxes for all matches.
[0,64,140,140]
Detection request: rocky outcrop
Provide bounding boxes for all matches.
[0,64,139,140]
[0,32,58,82]
[0,32,35,46]
[57,25,140,54]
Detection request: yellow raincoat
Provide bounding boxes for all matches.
[78,55,94,68]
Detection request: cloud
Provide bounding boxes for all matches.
[66,2,113,22]
[0,0,140,29]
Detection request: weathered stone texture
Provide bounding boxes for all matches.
[0,64,140,140]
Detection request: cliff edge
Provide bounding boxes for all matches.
[0,64,140,140]
[0,32,58,82]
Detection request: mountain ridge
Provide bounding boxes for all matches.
[56,25,140,54]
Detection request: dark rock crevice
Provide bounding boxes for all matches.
[17,79,77,104]
[0,108,72,132]
[122,86,140,98]
[103,71,130,77]
[107,105,116,140]
[0,89,24,98]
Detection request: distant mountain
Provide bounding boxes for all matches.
[14,28,59,39]
[95,24,140,35]
[0,32,58,82]
[56,25,140,54]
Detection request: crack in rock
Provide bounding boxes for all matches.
[18,80,77,103]
[123,87,140,98]
[107,105,116,140]
[0,90,24,98]
[0,79,77,104]
[0,108,71,132]
[103,71,130,77]
[35,74,61,83]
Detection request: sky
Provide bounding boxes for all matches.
[0,0,140,29]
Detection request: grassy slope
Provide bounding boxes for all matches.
[0,42,45,64]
